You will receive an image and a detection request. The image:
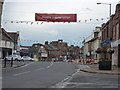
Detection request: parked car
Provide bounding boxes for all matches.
[21,56,34,61]
[5,54,22,61]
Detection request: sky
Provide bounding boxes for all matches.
[1,0,120,47]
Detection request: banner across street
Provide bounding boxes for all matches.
[35,13,77,22]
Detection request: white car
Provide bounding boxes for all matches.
[22,56,34,61]
[5,54,22,61]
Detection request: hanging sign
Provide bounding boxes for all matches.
[35,13,77,22]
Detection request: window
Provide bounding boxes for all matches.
[5,41,7,46]
[106,27,109,38]
[112,26,116,40]
[10,42,11,46]
[116,23,119,40]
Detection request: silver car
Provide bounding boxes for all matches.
[5,54,22,61]
[21,56,34,61]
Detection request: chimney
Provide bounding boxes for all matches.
[45,41,49,45]
[58,39,63,43]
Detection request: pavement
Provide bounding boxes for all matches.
[1,59,28,69]
[77,63,120,75]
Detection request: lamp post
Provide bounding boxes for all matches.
[97,3,111,17]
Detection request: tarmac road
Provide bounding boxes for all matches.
[2,61,76,88]
[2,61,119,89]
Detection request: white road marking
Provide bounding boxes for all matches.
[0,77,2,79]
[46,66,50,68]
[63,82,119,86]
[46,61,54,69]
[14,71,31,76]
[14,62,34,69]
[35,61,54,71]
[51,71,78,88]
[35,68,44,71]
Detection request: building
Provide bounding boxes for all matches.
[83,27,101,63]
[0,28,14,59]
[80,46,84,59]
[44,40,68,61]
[0,0,4,27]
[29,43,48,60]
[67,45,80,60]
[20,45,32,57]
[100,3,120,67]
[44,41,60,60]
[8,31,20,54]
[0,0,4,59]
[111,3,120,67]
[0,28,20,59]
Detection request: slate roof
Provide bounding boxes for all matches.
[1,28,14,42]
[44,44,59,51]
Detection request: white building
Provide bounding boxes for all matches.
[0,28,20,59]
[83,27,101,63]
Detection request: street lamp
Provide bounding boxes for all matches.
[97,3,111,17]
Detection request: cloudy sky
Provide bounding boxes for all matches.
[1,0,120,46]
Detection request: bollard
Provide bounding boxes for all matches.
[11,57,13,67]
[4,58,7,68]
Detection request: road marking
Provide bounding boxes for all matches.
[14,62,34,69]
[46,66,50,68]
[51,71,78,88]
[35,68,44,71]
[0,77,2,79]
[35,61,54,71]
[14,71,31,76]
[61,82,119,86]
[46,61,54,69]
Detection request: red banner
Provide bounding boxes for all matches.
[35,13,77,22]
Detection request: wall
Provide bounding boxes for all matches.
[0,0,4,59]
[83,43,88,59]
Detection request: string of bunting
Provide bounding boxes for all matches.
[2,17,110,25]
[20,39,83,45]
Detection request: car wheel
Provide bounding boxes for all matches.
[15,59,18,61]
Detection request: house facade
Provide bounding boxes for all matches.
[67,45,80,60]
[82,27,101,63]
[8,31,20,54]
[44,40,68,61]
[0,28,14,59]
[111,4,120,67]
[29,43,48,60]
[100,3,120,67]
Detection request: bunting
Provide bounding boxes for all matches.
[2,17,110,25]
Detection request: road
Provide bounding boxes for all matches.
[2,61,76,88]
[2,61,119,89]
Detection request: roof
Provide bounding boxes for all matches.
[1,28,14,42]
[44,44,59,51]
[7,32,19,42]
[20,45,32,49]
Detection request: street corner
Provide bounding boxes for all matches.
[79,67,120,75]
